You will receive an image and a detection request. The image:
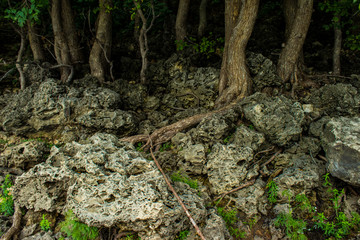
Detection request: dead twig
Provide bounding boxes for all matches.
[213,179,256,204]
[253,146,275,159]
[318,155,327,162]
[261,149,282,167]
[0,68,16,82]
[149,137,206,240]
[0,203,22,240]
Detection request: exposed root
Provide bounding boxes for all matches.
[0,203,22,240]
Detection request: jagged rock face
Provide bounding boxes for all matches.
[0,140,48,169]
[231,125,265,151]
[0,79,137,137]
[273,154,324,198]
[206,143,253,195]
[306,83,360,117]
[247,52,283,92]
[242,93,305,146]
[321,117,360,186]
[12,133,207,239]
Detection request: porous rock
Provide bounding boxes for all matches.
[178,144,207,175]
[273,154,323,197]
[321,117,360,186]
[242,93,305,146]
[232,125,265,151]
[233,179,267,217]
[306,83,360,117]
[0,140,48,169]
[13,133,206,239]
[206,143,253,195]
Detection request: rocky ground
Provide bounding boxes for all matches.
[0,53,360,240]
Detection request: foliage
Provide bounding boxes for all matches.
[60,210,99,240]
[175,230,189,240]
[40,214,51,232]
[0,174,14,216]
[4,0,47,27]
[176,33,224,58]
[125,234,141,240]
[170,171,198,190]
[135,142,143,152]
[217,207,246,239]
[275,212,308,240]
[319,0,360,50]
[266,180,278,204]
[159,142,172,152]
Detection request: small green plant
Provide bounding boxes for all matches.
[40,214,51,232]
[223,134,233,144]
[217,207,246,238]
[0,139,8,144]
[175,230,189,240]
[60,210,99,240]
[159,142,172,152]
[125,234,141,240]
[266,180,278,204]
[135,142,143,152]
[170,171,198,190]
[275,212,308,240]
[0,175,14,216]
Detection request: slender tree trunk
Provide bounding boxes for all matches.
[216,0,259,107]
[333,11,342,75]
[277,0,313,82]
[16,29,27,90]
[175,0,190,42]
[51,0,72,82]
[198,0,208,37]
[27,21,45,61]
[89,0,113,82]
[61,0,83,63]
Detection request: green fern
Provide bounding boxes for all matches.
[60,210,98,240]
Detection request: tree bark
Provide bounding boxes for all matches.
[198,0,208,38]
[175,0,190,42]
[51,0,72,82]
[333,10,342,75]
[27,21,45,62]
[216,0,259,107]
[61,0,83,63]
[277,0,313,83]
[89,0,113,82]
[16,29,26,90]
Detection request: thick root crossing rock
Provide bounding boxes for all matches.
[12,133,206,239]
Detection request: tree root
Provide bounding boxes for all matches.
[120,102,237,149]
[0,203,22,240]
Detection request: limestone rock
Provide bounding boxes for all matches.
[206,143,253,195]
[13,133,206,239]
[321,117,360,186]
[306,83,360,117]
[242,93,305,146]
[232,125,265,151]
[178,144,207,175]
[0,140,48,170]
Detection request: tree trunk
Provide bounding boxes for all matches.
[89,0,113,82]
[198,0,207,38]
[61,0,83,63]
[333,11,342,75]
[216,0,260,107]
[16,29,26,90]
[51,0,72,82]
[27,21,45,62]
[175,0,190,42]
[277,0,313,82]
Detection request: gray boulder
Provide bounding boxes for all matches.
[321,117,360,186]
[242,93,305,146]
[178,144,207,175]
[206,143,253,195]
[232,125,265,151]
[13,133,206,239]
[0,140,48,170]
[306,83,360,117]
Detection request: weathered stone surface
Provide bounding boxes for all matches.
[0,140,48,169]
[232,125,265,151]
[306,83,360,117]
[242,93,305,146]
[274,154,323,198]
[247,52,283,92]
[206,143,253,195]
[189,110,238,146]
[13,133,206,239]
[321,117,360,186]
[178,144,207,175]
[233,179,267,217]
[76,109,137,135]
[200,209,230,240]
[78,87,121,110]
